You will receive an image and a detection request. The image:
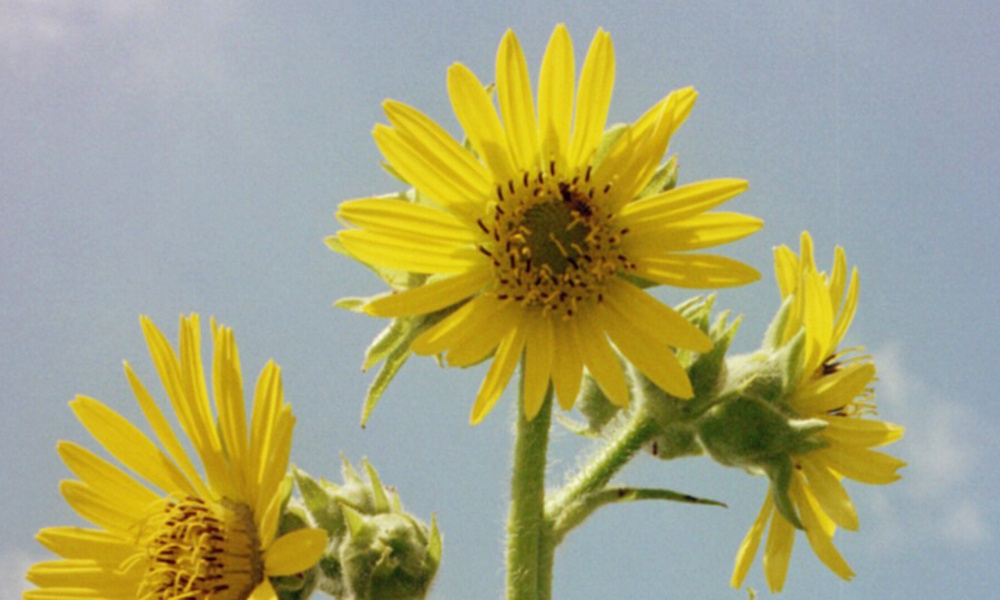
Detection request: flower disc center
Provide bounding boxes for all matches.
[483,170,630,317]
[139,496,263,600]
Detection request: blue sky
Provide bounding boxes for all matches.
[2,1,997,598]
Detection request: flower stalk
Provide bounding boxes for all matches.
[506,372,554,600]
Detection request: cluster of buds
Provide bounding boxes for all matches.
[274,458,442,600]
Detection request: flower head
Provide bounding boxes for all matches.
[336,25,761,423]
[25,315,326,600]
[730,232,905,592]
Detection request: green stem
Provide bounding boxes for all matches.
[506,379,553,600]
[544,408,657,534]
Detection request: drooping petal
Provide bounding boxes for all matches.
[470,324,528,423]
[731,495,773,589]
[798,483,856,581]
[550,320,584,410]
[522,313,555,419]
[762,503,796,592]
[36,527,135,563]
[800,459,859,531]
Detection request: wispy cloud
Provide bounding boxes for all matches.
[872,343,990,548]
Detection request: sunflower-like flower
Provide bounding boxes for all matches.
[730,232,906,592]
[25,315,326,600]
[336,25,762,424]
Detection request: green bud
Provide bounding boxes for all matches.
[294,458,442,600]
[696,396,796,468]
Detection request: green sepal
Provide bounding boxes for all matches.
[764,455,804,530]
[761,296,793,351]
[636,154,679,199]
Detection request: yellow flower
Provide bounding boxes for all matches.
[731,232,906,592]
[336,25,762,424]
[25,315,327,600]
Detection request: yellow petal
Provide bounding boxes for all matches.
[140,317,222,483]
[60,481,141,534]
[69,396,197,499]
[798,482,856,581]
[123,364,205,497]
[448,63,516,182]
[607,279,712,352]
[821,415,904,448]
[497,29,539,171]
[618,179,749,232]
[570,309,628,407]
[731,495,772,589]
[632,253,760,289]
[264,528,328,576]
[623,212,764,254]
[249,580,280,600]
[800,459,859,531]
[773,244,800,300]
[57,442,159,518]
[550,321,584,410]
[36,527,135,563]
[249,362,293,543]
[365,268,492,317]
[440,300,520,367]
[522,313,554,419]
[339,229,481,275]
[763,503,795,593]
[26,559,139,593]
[471,324,527,423]
[831,267,859,350]
[567,29,614,168]
[537,24,574,171]
[381,100,491,218]
[814,445,907,485]
[793,362,876,414]
[211,324,248,499]
[598,300,694,399]
[338,198,478,244]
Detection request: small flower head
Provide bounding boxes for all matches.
[25,315,326,600]
[729,233,906,592]
[335,25,762,424]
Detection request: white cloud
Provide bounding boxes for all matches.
[872,343,990,547]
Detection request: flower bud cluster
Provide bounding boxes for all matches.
[285,458,442,600]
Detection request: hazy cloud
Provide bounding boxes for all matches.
[873,343,990,547]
